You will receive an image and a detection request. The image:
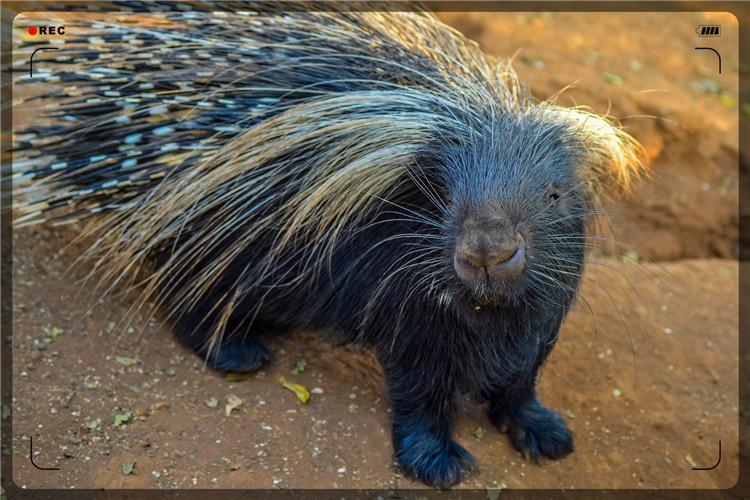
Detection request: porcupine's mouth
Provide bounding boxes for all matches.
[462,271,528,308]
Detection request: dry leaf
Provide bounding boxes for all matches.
[225,394,244,416]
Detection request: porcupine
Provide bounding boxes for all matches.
[12,3,644,487]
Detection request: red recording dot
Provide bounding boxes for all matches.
[27,26,38,36]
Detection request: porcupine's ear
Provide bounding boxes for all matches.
[545,106,647,208]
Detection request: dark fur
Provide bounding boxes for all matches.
[172,114,584,487]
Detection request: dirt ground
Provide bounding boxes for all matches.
[6,10,742,493]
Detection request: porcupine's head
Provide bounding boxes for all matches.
[428,105,645,307]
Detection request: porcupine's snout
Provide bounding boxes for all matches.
[454,213,526,288]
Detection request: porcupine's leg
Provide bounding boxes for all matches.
[174,311,272,373]
[488,387,574,462]
[483,314,573,461]
[380,350,476,487]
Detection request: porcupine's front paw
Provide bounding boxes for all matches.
[394,431,476,488]
[204,336,272,373]
[494,398,574,462]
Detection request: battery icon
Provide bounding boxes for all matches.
[696,25,721,36]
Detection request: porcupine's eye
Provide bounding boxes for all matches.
[548,185,561,203]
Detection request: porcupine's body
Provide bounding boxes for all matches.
[13,3,643,487]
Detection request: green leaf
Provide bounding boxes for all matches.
[718,92,736,108]
[291,360,307,375]
[280,377,310,404]
[486,484,505,500]
[224,372,251,383]
[205,397,219,409]
[115,356,138,366]
[603,72,624,85]
[86,417,102,431]
[472,426,485,441]
[621,250,639,265]
[121,462,135,475]
[113,410,135,427]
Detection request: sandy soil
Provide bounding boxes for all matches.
[5,9,742,494]
[9,228,740,490]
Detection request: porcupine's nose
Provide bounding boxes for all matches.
[454,216,526,285]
